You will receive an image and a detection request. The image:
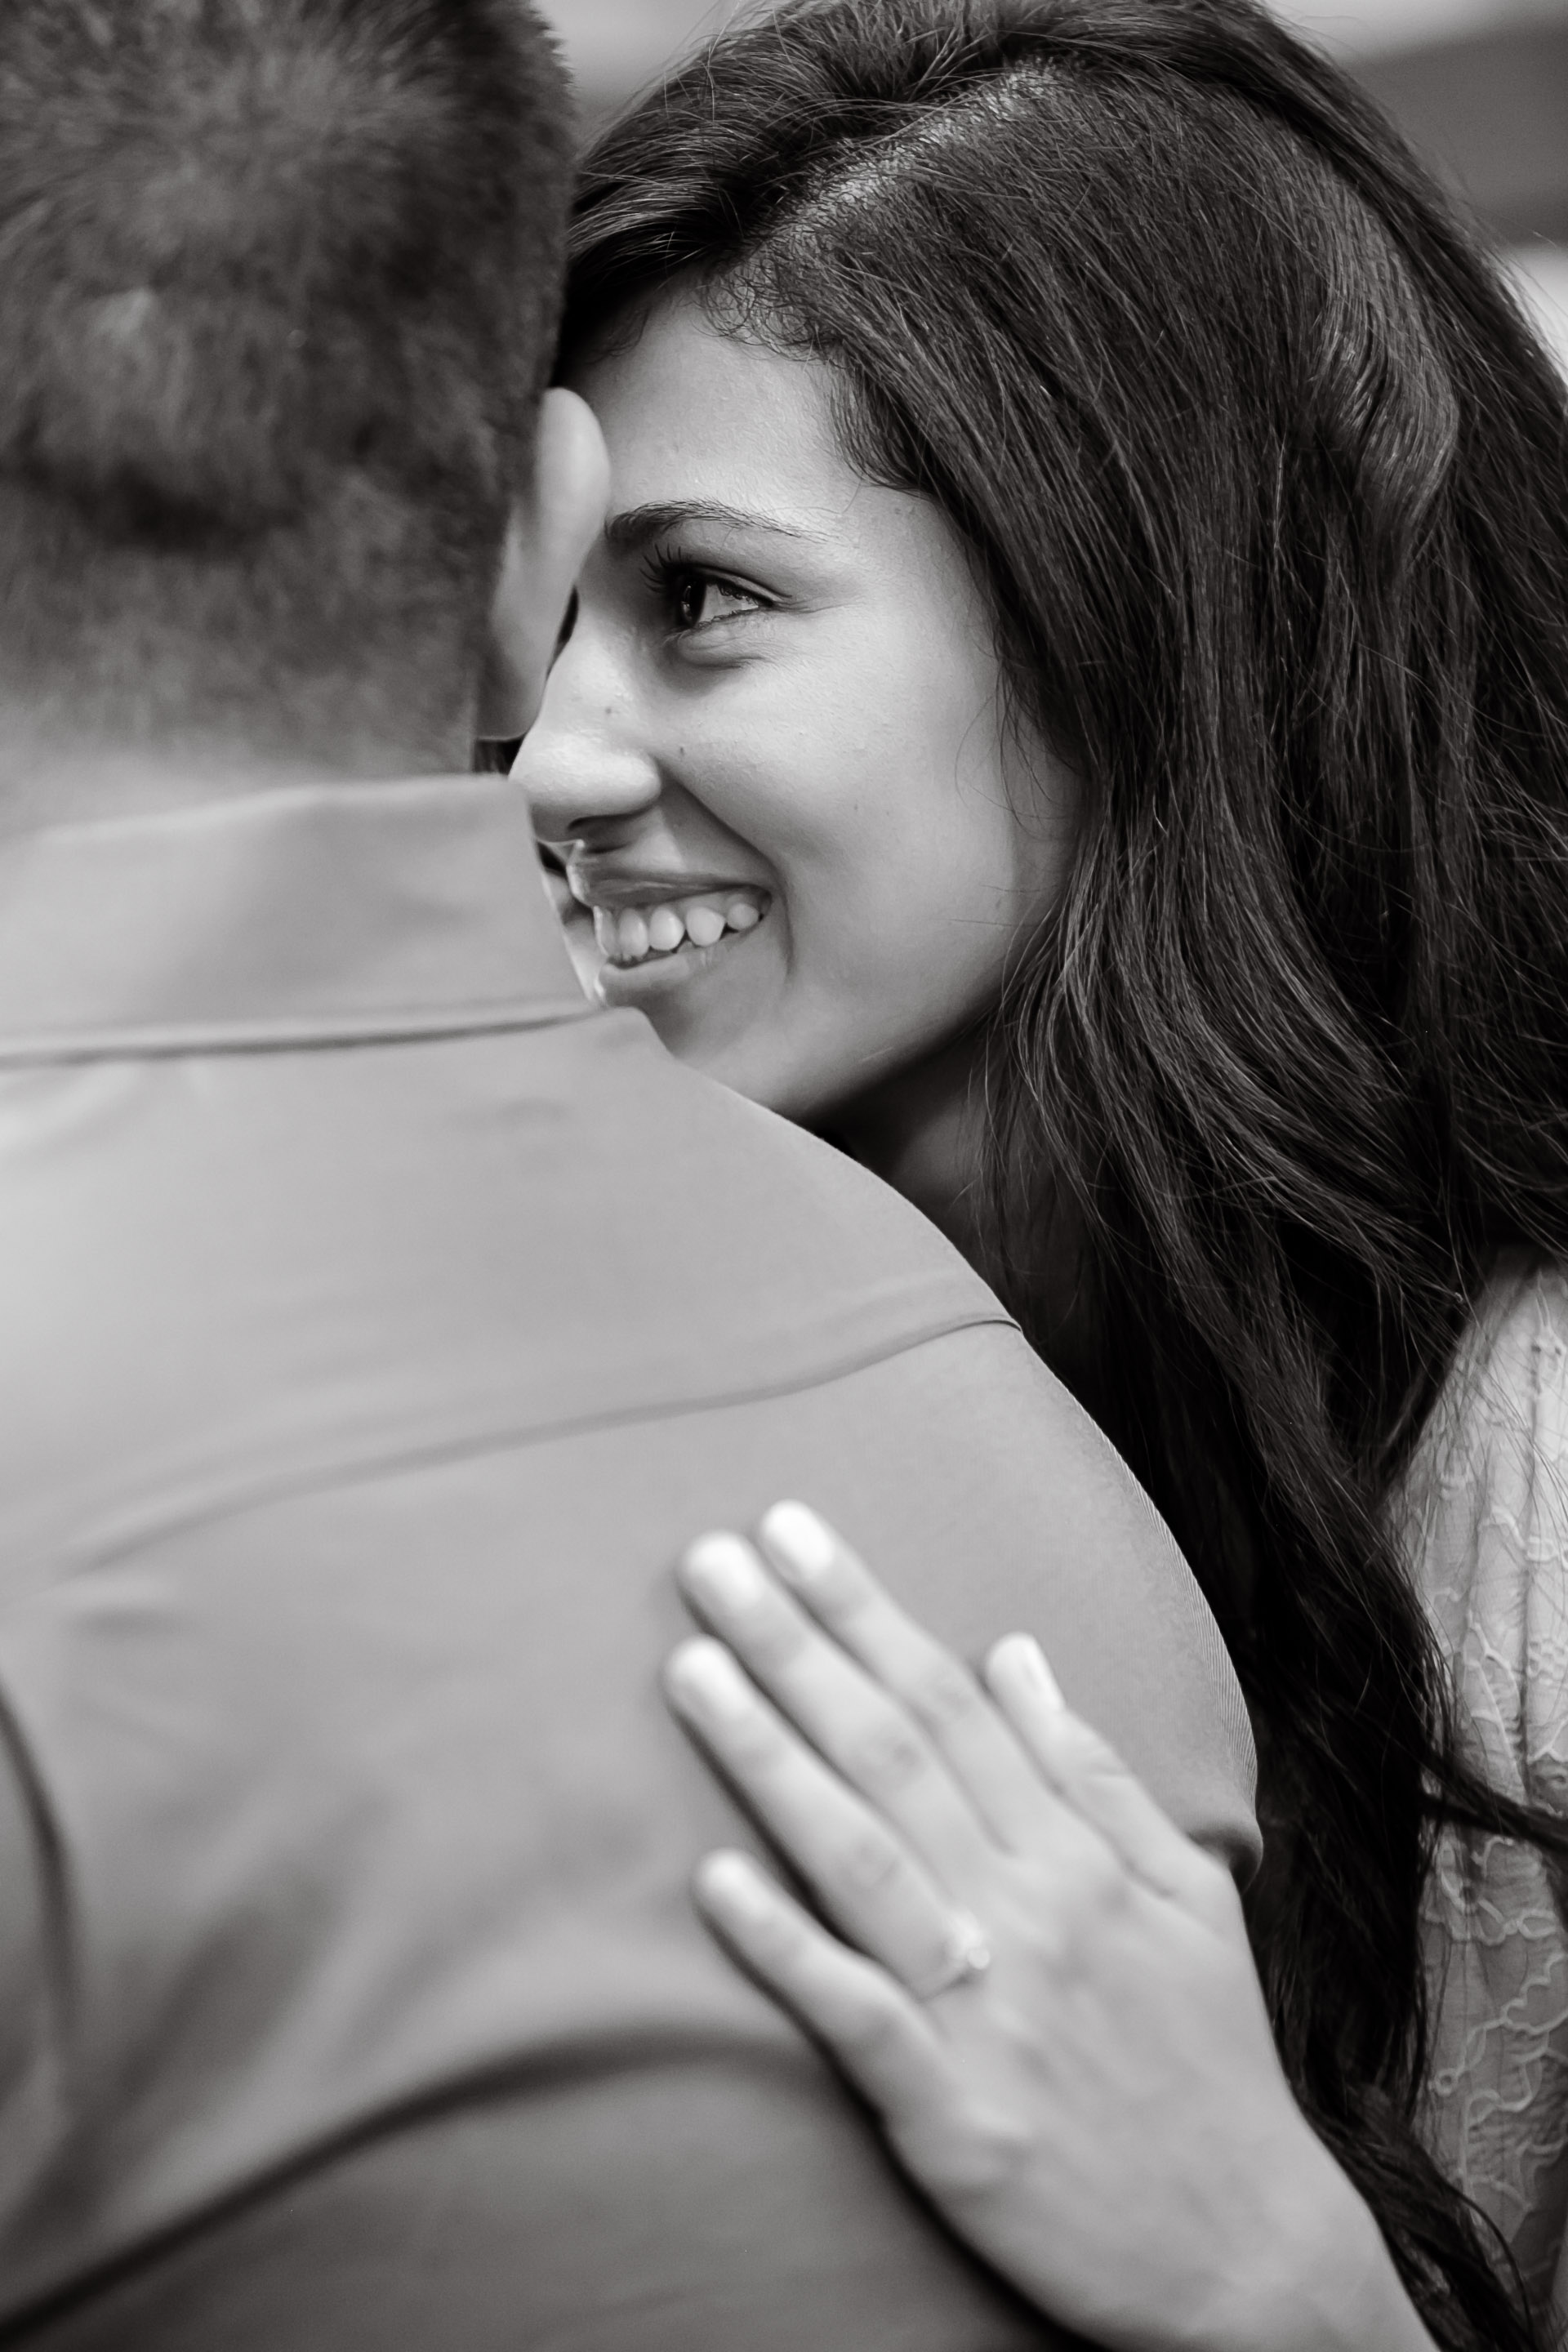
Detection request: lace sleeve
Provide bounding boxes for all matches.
[1397,1261,1568,2320]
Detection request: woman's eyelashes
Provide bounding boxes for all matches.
[644,552,772,642]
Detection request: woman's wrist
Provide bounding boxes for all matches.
[1209,2139,1436,2352]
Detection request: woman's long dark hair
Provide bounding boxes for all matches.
[564,4,1568,2341]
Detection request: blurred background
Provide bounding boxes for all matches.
[537,0,1568,370]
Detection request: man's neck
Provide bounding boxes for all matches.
[0,718,472,845]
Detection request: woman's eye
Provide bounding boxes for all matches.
[667,569,762,633]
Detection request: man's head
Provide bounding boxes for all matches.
[0,0,604,786]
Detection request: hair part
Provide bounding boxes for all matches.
[568,4,1568,2344]
[0,0,576,751]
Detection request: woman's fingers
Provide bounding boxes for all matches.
[678,1505,1234,1925]
[678,1531,1001,1891]
[666,1637,978,1992]
[746,1503,1065,1850]
[985,1635,1229,1914]
[693,1849,953,2123]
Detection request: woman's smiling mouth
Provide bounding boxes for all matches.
[595,889,767,966]
[565,866,772,971]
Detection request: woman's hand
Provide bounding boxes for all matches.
[664,1503,1432,2352]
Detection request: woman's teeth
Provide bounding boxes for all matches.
[595,890,766,967]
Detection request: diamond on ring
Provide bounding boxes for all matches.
[908,1909,993,2001]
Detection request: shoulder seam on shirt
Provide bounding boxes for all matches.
[54,1305,1022,1581]
[0,1000,595,1066]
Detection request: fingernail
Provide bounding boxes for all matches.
[683,1533,767,1612]
[666,1637,754,1722]
[991,1633,1065,1710]
[760,1500,836,1583]
[696,1849,773,1922]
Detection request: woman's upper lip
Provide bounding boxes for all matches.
[563,862,772,913]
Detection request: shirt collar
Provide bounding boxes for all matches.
[0,774,590,1062]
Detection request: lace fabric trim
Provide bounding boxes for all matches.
[1394,1260,1568,2318]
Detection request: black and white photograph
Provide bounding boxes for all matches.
[1,0,1566,2345]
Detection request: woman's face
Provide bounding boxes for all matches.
[516,290,1076,1127]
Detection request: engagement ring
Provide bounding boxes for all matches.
[910,1909,993,2001]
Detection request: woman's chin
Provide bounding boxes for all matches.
[607,994,834,1127]
[581,937,918,1136]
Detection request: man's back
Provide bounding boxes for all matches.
[0,775,1255,2349]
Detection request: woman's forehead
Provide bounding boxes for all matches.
[570,290,859,531]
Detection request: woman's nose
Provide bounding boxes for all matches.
[513,649,662,844]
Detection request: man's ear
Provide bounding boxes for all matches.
[477,388,609,742]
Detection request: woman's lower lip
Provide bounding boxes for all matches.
[594,915,765,1008]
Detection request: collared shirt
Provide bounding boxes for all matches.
[0,774,1257,2350]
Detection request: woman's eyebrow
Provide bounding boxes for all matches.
[604,499,826,553]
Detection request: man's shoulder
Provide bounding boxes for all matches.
[561,1009,1003,1281]
[486,1004,1022,1399]
[0,1000,1014,1589]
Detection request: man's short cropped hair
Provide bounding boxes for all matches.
[0,0,574,735]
